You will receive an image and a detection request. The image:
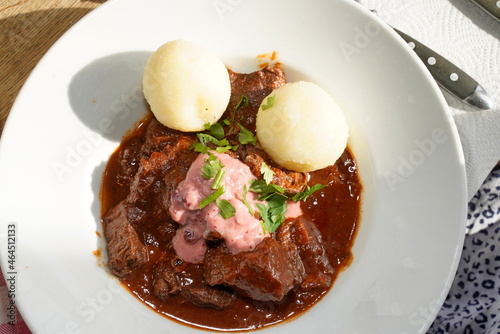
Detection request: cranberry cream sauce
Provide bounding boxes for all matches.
[170,151,302,263]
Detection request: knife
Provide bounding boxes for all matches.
[394,28,493,110]
[471,0,500,23]
[353,1,494,110]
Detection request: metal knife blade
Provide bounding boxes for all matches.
[394,28,493,110]
[471,0,500,23]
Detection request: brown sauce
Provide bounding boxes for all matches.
[101,119,361,331]
[100,67,362,331]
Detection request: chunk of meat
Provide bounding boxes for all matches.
[152,252,187,301]
[181,286,236,310]
[103,135,198,277]
[277,218,334,290]
[225,66,286,134]
[153,253,235,309]
[242,145,309,194]
[140,117,181,157]
[153,265,181,300]
[102,202,148,278]
[115,136,144,188]
[128,137,197,206]
[203,238,301,302]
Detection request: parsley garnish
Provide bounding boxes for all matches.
[216,199,236,219]
[234,95,249,113]
[241,184,255,215]
[199,187,225,209]
[197,133,229,147]
[260,162,275,184]
[237,123,256,145]
[200,154,226,211]
[214,145,234,153]
[249,180,285,199]
[250,178,288,233]
[204,122,225,140]
[292,184,327,202]
[249,175,327,234]
[190,142,210,154]
[190,133,237,153]
[201,153,224,179]
[211,169,225,190]
[230,95,249,127]
[261,95,275,110]
[256,193,287,234]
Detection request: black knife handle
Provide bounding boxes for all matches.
[471,0,500,22]
[394,28,492,109]
[394,28,478,101]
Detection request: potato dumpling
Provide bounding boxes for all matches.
[142,39,231,132]
[256,81,349,172]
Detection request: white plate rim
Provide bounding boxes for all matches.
[0,0,467,333]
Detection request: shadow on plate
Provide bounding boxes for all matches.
[69,51,155,258]
[0,7,98,137]
[68,51,152,141]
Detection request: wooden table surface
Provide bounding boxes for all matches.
[0,0,106,138]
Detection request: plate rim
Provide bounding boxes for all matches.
[0,0,467,333]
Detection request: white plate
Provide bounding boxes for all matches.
[0,0,467,333]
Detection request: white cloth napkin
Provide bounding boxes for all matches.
[364,0,500,201]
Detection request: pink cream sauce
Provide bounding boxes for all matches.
[169,152,301,263]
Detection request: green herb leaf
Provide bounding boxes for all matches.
[201,164,217,179]
[261,95,275,110]
[199,187,225,209]
[205,152,218,162]
[194,133,237,153]
[258,190,287,203]
[216,199,236,219]
[207,122,225,140]
[260,162,275,185]
[256,203,270,234]
[192,122,239,153]
[201,154,224,179]
[256,194,287,234]
[237,123,256,145]
[234,95,249,113]
[211,169,226,190]
[292,184,328,202]
[241,184,254,215]
[215,145,238,153]
[249,180,285,197]
[190,142,210,153]
[197,133,229,147]
[230,95,249,126]
[266,194,287,227]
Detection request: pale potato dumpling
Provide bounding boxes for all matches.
[256,81,349,172]
[142,39,231,132]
